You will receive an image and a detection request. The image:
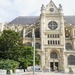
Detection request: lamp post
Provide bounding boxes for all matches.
[23,25,35,75]
[32,27,35,75]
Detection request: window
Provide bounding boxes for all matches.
[48,40,49,44]
[65,28,71,38]
[35,43,41,49]
[48,21,58,30]
[26,32,32,38]
[35,29,40,38]
[68,55,75,65]
[20,30,23,37]
[66,43,72,50]
[58,41,60,45]
[55,40,57,44]
[25,42,32,46]
[48,40,60,45]
[47,34,59,38]
[53,40,54,44]
[50,52,58,59]
[50,40,52,44]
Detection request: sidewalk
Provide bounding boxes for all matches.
[23,72,75,75]
[0,71,75,75]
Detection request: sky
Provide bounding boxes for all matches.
[0,0,75,23]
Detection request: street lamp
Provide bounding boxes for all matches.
[23,25,35,75]
[32,27,35,75]
[24,25,35,75]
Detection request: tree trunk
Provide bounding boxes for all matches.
[24,68,25,72]
[6,69,10,74]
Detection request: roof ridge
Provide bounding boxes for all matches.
[18,16,39,18]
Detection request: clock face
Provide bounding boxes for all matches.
[50,8,54,12]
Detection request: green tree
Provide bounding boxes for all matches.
[0,30,40,71]
[0,30,22,59]
[18,46,40,72]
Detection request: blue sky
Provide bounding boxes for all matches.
[0,0,75,23]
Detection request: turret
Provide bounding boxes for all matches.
[41,4,45,14]
[59,4,63,15]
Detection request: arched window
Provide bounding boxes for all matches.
[68,55,75,65]
[50,40,52,44]
[35,29,40,38]
[26,32,32,38]
[20,30,23,37]
[50,52,58,59]
[25,42,32,46]
[48,40,49,44]
[53,40,54,44]
[65,28,71,38]
[55,40,57,45]
[58,41,60,45]
[48,21,58,30]
[35,43,41,49]
[66,43,72,50]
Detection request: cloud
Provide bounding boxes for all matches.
[0,0,75,23]
[0,0,19,22]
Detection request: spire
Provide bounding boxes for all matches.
[49,0,56,7]
[50,0,52,2]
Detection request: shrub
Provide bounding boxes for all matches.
[0,60,19,74]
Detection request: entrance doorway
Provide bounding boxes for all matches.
[50,62,54,71]
[50,62,59,71]
[55,62,58,70]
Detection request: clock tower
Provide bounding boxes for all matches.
[40,0,65,71]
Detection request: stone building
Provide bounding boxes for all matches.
[3,0,75,72]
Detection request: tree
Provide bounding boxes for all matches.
[18,46,40,72]
[0,30,22,59]
[0,30,40,71]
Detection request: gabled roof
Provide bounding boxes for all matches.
[8,16,75,25]
[64,16,75,25]
[8,16,39,25]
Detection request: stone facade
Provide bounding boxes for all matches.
[2,0,75,72]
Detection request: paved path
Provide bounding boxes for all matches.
[0,72,75,75]
[23,72,75,75]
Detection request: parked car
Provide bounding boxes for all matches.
[32,66,40,71]
[27,66,40,72]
